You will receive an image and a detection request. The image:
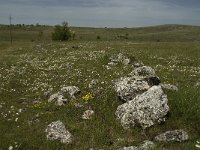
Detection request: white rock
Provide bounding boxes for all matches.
[45,120,72,144]
[130,66,156,77]
[196,144,200,149]
[116,86,169,129]
[8,146,13,150]
[113,76,150,102]
[48,93,68,106]
[139,140,155,150]
[160,83,178,91]
[82,110,95,120]
[154,129,189,142]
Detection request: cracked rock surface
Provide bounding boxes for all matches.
[154,129,189,142]
[115,85,169,129]
[45,120,72,144]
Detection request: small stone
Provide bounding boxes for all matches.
[160,83,178,91]
[82,110,94,120]
[154,129,189,142]
[89,79,99,89]
[61,86,81,98]
[196,144,200,149]
[8,146,13,150]
[195,82,200,87]
[48,93,68,106]
[45,120,72,144]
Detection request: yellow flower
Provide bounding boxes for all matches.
[82,92,94,102]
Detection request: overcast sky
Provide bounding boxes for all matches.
[0,0,200,27]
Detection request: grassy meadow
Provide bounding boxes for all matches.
[0,24,200,150]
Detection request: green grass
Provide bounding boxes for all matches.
[0,24,199,150]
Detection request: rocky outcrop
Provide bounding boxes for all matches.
[115,86,169,129]
[154,129,189,142]
[45,120,72,144]
[113,66,160,102]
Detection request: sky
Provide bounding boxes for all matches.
[0,0,200,27]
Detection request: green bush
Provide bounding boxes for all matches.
[52,22,72,41]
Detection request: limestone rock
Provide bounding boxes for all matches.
[130,66,156,77]
[45,120,72,144]
[48,93,68,106]
[113,76,150,102]
[48,86,81,106]
[154,129,189,142]
[160,83,178,92]
[115,86,169,129]
[139,140,155,150]
[61,86,81,98]
[109,53,131,66]
[82,110,95,120]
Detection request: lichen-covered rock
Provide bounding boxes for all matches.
[61,86,81,98]
[154,129,189,142]
[113,76,150,102]
[130,66,156,77]
[82,110,95,120]
[160,83,178,92]
[45,120,72,144]
[48,93,68,106]
[115,86,169,129]
[139,140,155,150]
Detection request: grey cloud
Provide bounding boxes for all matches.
[0,0,200,27]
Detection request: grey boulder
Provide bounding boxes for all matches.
[115,85,169,129]
[113,76,150,102]
[45,120,72,144]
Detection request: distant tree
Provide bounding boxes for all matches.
[52,21,72,41]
